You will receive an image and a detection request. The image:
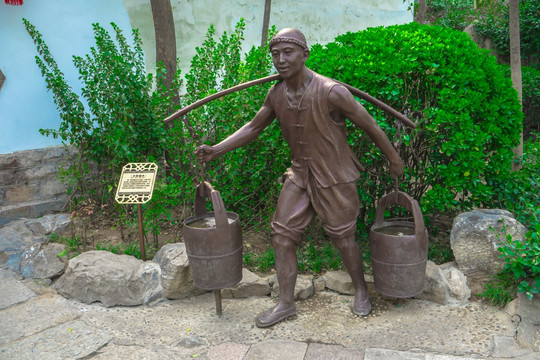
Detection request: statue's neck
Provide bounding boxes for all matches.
[284,68,312,94]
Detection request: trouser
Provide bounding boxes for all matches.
[270,176,359,242]
[269,177,364,304]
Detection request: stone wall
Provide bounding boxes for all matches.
[0,146,74,226]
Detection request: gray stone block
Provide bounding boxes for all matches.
[152,243,207,299]
[221,268,270,298]
[54,251,164,307]
[323,270,355,295]
[491,335,533,358]
[20,243,67,279]
[0,319,112,360]
[244,340,307,360]
[0,293,79,345]
[0,270,36,310]
[25,213,71,236]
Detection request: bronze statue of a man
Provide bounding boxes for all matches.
[196,28,403,327]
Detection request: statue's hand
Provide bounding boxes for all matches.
[389,158,404,179]
[195,145,216,163]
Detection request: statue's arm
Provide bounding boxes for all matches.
[196,93,276,163]
[328,85,403,178]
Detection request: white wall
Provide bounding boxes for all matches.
[126,0,413,76]
[0,0,412,154]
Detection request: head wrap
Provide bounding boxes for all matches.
[269,29,309,51]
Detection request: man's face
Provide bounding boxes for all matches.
[271,42,308,79]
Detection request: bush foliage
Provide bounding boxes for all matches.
[170,21,284,226]
[501,65,540,139]
[23,19,181,203]
[308,22,522,228]
[475,0,540,67]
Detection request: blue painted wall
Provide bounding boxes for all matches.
[0,0,134,153]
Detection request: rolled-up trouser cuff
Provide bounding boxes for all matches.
[324,220,357,239]
[270,221,303,244]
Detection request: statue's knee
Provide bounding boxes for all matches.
[272,235,297,251]
[330,236,356,251]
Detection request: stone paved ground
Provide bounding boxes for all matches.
[0,268,538,360]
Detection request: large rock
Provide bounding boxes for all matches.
[24,214,71,236]
[54,251,163,307]
[323,270,355,295]
[416,261,470,305]
[450,209,526,276]
[0,214,71,273]
[0,219,44,272]
[0,226,27,271]
[417,260,449,305]
[221,268,271,299]
[152,243,207,299]
[19,242,67,279]
[441,262,470,302]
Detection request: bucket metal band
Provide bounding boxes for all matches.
[187,246,242,261]
[371,258,427,267]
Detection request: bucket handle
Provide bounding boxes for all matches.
[373,191,425,235]
[194,181,232,238]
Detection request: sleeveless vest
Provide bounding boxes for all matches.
[269,71,363,188]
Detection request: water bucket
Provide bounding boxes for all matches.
[369,190,428,298]
[183,182,243,290]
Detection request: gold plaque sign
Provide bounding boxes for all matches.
[115,163,158,204]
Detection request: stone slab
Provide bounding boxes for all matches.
[364,348,425,360]
[425,355,483,360]
[0,199,66,227]
[0,319,111,360]
[305,343,364,359]
[244,340,308,360]
[206,342,250,360]
[0,270,35,309]
[491,335,533,358]
[91,344,205,360]
[0,293,79,345]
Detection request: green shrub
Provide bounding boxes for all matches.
[475,0,540,67]
[488,137,539,229]
[499,65,540,139]
[173,20,284,227]
[426,0,476,30]
[480,211,539,305]
[24,20,181,204]
[521,66,540,137]
[25,19,189,251]
[297,239,343,274]
[308,22,522,231]
[499,228,539,300]
[477,274,516,306]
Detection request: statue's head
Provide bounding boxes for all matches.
[269,28,308,52]
[269,28,309,78]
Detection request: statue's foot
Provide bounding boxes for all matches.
[352,293,372,316]
[255,304,297,328]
